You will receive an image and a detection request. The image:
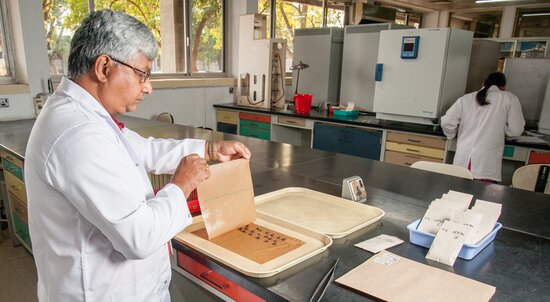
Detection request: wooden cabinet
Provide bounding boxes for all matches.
[216,109,238,134]
[239,112,271,141]
[313,123,382,161]
[384,131,446,166]
[1,150,32,252]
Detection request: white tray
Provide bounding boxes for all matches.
[255,187,385,239]
[174,212,332,278]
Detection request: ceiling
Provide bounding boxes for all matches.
[375,0,550,20]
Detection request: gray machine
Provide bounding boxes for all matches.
[291,27,343,107]
[339,23,410,112]
[503,58,550,127]
[465,40,500,94]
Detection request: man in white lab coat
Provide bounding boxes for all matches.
[24,10,250,301]
[441,72,525,182]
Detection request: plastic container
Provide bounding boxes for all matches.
[333,109,359,117]
[407,219,502,260]
[294,94,313,114]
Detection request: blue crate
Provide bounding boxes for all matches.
[407,219,502,260]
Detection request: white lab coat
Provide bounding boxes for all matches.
[440,85,525,181]
[24,77,205,301]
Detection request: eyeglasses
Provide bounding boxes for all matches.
[110,57,151,83]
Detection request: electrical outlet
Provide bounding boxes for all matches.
[0,98,8,108]
[229,87,234,94]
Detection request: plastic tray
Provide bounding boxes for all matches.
[333,109,359,117]
[255,187,385,239]
[407,219,502,260]
[174,212,332,278]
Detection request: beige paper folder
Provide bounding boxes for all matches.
[336,251,495,302]
[196,158,256,239]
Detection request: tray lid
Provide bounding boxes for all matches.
[255,187,385,238]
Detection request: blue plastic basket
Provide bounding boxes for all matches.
[407,219,502,260]
[333,109,359,116]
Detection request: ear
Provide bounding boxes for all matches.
[93,55,111,83]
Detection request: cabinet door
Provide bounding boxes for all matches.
[344,127,382,160]
[217,122,237,134]
[313,123,344,153]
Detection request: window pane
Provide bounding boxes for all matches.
[273,1,344,71]
[95,0,162,72]
[0,0,15,83]
[43,1,89,75]
[190,0,224,73]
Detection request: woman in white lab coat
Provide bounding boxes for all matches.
[24,10,250,301]
[440,72,525,182]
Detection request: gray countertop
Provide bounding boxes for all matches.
[2,116,550,301]
[214,103,550,151]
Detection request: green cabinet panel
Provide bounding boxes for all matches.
[12,214,32,249]
[2,158,24,181]
[240,126,271,140]
[240,119,271,131]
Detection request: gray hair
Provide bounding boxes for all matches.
[68,9,158,79]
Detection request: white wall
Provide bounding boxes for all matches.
[0,0,250,127]
[0,0,50,121]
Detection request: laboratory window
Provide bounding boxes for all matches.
[258,0,345,71]
[0,0,17,84]
[42,0,227,77]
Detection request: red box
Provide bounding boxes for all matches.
[153,189,201,215]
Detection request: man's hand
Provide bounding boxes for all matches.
[208,141,251,162]
[171,154,211,198]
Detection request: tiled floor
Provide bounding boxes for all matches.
[0,227,38,301]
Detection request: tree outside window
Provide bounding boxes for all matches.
[42,0,225,76]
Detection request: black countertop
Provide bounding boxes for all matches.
[214,103,550,151]
[2,116,550,301]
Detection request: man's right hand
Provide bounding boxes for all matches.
[171,154,211,198]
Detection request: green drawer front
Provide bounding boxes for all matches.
[2,158,24,181]
[240,126,271,140]
[239,119,271,131]
[12,214,32,249]
[503,146,515,157]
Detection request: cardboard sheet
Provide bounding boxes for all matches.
[192,222,304,264]
[196,159,256,239]
[336,251,496,302]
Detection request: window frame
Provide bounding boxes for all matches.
[0,0,17,84]
[49,0,227,79]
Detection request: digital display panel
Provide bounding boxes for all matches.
[403,43,414,52]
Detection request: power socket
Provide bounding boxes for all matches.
[0,98,8,108]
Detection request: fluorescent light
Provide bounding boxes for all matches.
[523,12,550,17]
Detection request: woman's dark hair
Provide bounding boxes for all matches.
[476,72,506,106]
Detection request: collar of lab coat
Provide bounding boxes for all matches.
[58,77,122,132]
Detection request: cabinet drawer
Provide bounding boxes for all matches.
[217,122,237,134]
[240,119,271,131]
[5,170,27,204]
[9,192,28,224]
[386,131,445,149]
[277,116,306,127]
[2,152,24,169]
[385,141,445,159]
[12,214,32,249]
[2,158,24,181]
[239,112,271,123]
[384,150,443,167]
[216,110,238,125]
[240,127,271,140]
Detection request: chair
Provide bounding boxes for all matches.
[156,112,174,124]
[410,161,474,179]
[512,164,550,194]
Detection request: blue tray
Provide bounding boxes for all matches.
[333,109,359,116]
[407,219,502,260]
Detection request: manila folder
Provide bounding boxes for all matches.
[335,251,495,302]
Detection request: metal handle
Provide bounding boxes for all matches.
[407,139,421,143]
[200,270,229,290]
[285,120,296,124]
[406,148,420,153]
[11,185,20,191]
[405,154,422,159]
[405,162,412,166]
[6,155,15,162]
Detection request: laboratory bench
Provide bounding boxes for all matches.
[1,116,550,301]
[214,103,550,185]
